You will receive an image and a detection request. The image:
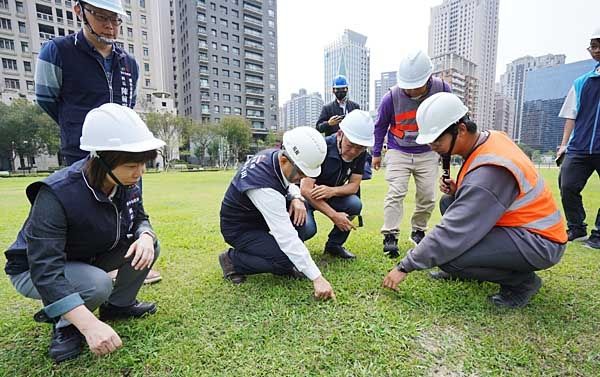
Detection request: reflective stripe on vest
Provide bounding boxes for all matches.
[391,109,418,139]
[456,131,567,244]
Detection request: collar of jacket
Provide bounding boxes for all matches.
[79,159,120,204]
[74,29,128,62]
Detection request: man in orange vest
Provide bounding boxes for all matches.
[382,93,567,308]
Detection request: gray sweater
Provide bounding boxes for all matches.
[401,164,565,272]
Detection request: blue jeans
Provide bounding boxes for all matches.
[296,195,362,246]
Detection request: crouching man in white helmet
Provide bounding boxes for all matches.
[297,110,375,259]
[382,93,567,308]
[219,127,336,300]
[4,104,165,362]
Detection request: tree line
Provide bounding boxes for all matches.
[0,100,281,171]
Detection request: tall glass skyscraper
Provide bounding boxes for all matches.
[323,29,370,110]
[521,59,597,152]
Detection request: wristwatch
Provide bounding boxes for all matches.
[396,261,408,273]
[288,193,305,202]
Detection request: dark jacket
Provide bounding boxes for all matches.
[315,99,360,136]
[35,30,139,164]
[4,159,154,317]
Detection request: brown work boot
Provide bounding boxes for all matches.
[218,250,246,284]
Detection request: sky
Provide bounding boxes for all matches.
[276,0,599,110]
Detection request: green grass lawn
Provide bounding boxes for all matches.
[0,168,599,376]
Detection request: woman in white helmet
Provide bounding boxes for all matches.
[219,126,336,300]
[4,104,165,362]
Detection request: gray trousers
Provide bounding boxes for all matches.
[438,195,538,289]
[10,240,160,326]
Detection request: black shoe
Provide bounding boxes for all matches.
[567,228,587,242]
[324,244,356,259]
[429,270,454,281]
[583,233,600,249]
[99,300,157,321]
[49,324,84,363]
[287,267,307,280]
[219,250,246,284]
[409,230,426,246]
[383,234,399,258]
[488,275,542,308]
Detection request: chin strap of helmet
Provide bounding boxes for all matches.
[442,124,459,172]
[280,149,301,182]
[90,151,131,188]
[78,1,116,45]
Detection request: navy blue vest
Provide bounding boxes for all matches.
[9,160,143,264]
[571,68,600,155]
[220,149,287,233]
[53,31,138,163]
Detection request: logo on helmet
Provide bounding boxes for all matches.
[293,146,300,155]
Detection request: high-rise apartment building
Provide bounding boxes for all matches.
[280,88,323,130]
[0,0,170,170]
[374,71,397,110]
[499,54,565,141]
[520,59,596,152]
[431,53,478,116]
[324,29,370,110]
[176,0,278,135]
[493,91,515,136]
[0,0,169,108]
[429,0,499,130]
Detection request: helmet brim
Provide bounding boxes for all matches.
[397,75,431,90]
[415,131,443,145]
[299,164,321,178]
[344,131,374,147]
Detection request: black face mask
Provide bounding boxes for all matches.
[334,89,348,101]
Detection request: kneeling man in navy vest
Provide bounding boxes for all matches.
[219,126,336,300]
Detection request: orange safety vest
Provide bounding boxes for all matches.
[456,131,567,244]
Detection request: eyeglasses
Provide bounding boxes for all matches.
[587,45,600,52]
[83,7,123,26]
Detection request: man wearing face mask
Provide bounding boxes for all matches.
[34,0,162,284]
[372,50,451,258]
[316,75,361,136]
[299,110,375,259]
[218,127,336,301]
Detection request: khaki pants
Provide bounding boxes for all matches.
[381,149,439,235]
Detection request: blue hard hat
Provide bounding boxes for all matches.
[332,75,348,88]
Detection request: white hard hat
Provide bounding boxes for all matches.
[80,103,165,154]
[78,0,125,15]
[397,49,434,89]
[339,110,374,147]
[415,92,469,145]
[591,27,600,40]
[282,127,327,178]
